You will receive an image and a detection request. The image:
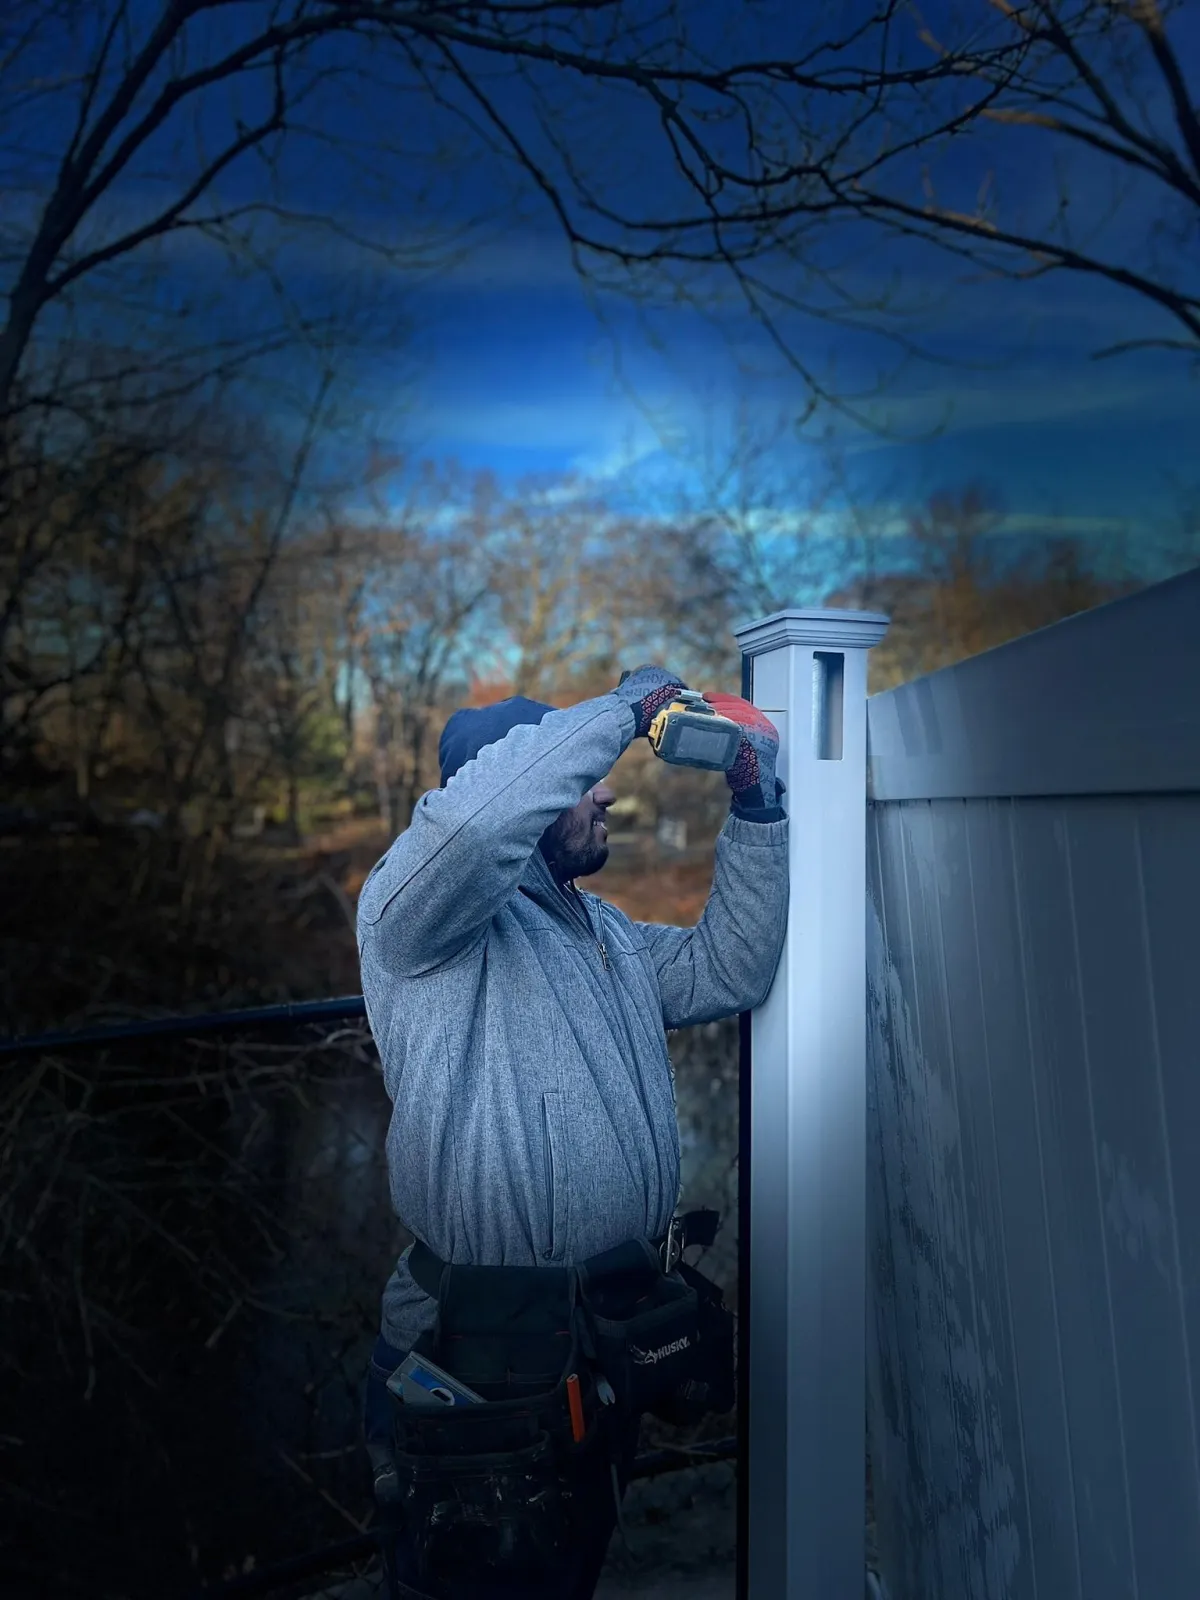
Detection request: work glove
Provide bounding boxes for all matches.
[702,692,781,810]
[615,665,689,739]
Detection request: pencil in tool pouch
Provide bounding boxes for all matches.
[566,1372,585,1442]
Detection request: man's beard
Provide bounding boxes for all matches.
[539,814,608,883]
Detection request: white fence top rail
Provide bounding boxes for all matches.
[867,566,1200,803]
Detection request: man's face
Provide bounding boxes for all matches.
[539,779,616,884]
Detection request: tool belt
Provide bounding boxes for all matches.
[379,1211,734,1594]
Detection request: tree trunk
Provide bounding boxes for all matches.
[286,768,301,844]
[0,282,43,427]
[374,738,394,835]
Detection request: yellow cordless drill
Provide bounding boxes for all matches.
[646,690,743,773]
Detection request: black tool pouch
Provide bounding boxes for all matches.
[575,1224,737,1427]
[575,1238,703,1420]
[388,1261,609,1594]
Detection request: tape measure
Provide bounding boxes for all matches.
[646,690,742,772]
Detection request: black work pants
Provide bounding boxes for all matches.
[364,1335,641,1600]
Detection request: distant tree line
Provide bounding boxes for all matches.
[3,397,1174,847]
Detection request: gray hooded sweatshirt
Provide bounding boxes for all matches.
[356,690,789,1352]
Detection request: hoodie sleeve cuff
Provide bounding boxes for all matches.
[730,778,787,825]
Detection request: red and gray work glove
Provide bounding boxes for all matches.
[702,692,781,810]
[615,665,689,738]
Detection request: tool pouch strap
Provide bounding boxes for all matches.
[656,1207,721,1264]
[655,1257,736,1424]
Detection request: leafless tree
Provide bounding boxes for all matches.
[341,464,498,833]
[828,479,1139,687]
[240,531,350,841]
[620,407,865,682]
[0,418,174,787]
[475,477,666,698]
[437,0,1197,373]
[4,1,1194,457]
[1,369,338,829]
[0,3,435,431]
[130,378,336,832]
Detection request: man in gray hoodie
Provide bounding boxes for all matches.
[359,665,789,1596]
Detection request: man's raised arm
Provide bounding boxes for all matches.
[633,693,790,1027]
[356,668,685,977]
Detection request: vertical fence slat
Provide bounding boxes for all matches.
[896,800,981,1598]
[1011,800,1138,1600]
[866,573,1200,1600]
[1135,799,1200,1568]
[965,798,1081,1600]
[871,800,957,1598]
[1066,800,1200,1600]
[868,804,939,1600]
[933,797,1037,1600]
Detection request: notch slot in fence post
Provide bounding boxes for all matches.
[813,651,845,761]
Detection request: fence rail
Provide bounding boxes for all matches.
[0,994,368,1057]
[868,565,1200,802]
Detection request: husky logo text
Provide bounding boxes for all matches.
[630,1333,692,1366]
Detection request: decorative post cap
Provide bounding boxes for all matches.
[733,608,890,656]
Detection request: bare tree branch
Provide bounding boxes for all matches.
[1,0,1194,486]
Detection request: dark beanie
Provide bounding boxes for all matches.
[438,696,556,786]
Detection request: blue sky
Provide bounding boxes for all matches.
[307,0,1198,584]
[368,218,1196,579]
[7,0,1198,590]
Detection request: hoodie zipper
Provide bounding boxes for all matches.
[571,884,673,1220]
[562,882,609,968]
[552,875,674,1229]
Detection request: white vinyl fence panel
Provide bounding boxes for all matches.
[864,568,1200,1600]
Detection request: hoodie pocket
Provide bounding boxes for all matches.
[541,1091,570,1263]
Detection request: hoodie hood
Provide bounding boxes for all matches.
[518,833,572,910]
[438,697,556,786]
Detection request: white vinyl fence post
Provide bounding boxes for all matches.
[733,607,890,1600]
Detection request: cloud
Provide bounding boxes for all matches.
[568,428,669,483]
[413,388,687,468]
[709,502,1136,544]
[416,395,614,453]
[831,369,1186,446]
